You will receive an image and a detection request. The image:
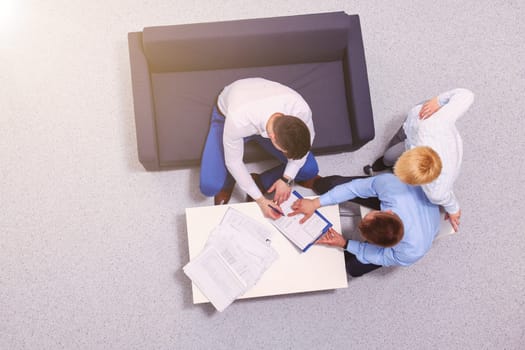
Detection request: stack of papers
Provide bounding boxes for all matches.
[183,207,278,312]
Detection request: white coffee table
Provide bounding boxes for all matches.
[185,201,348,304]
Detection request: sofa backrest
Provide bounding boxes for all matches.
[128,12,375,170]
[143,12,350,72]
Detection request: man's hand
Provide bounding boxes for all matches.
[256,197,284,220]
[289,198,320,224]
[268,178,291,205]
[445,209,461,232]
[419,97,441,120]
[315,228,347,248]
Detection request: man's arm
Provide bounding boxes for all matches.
[270,152,310,205]
[223,137,262,200]
[318,176,380,207]
[289,176,383,222]
[314,228,414,266]
[282,153,308,181]
[346,241,417,267]
[315,227,347,247]
[223,134,282,220]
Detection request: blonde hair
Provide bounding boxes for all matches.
[394,146,442,185]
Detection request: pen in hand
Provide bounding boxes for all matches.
[267,204,284,216]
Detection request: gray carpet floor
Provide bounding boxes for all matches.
[2,1,524,349]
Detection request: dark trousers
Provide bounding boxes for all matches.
[314,175,382,277]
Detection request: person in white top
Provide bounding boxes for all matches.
[200,78,319,219]
[362,88,474,231]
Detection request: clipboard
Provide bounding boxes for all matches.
[271,190,333,252]
[293,191,333,252]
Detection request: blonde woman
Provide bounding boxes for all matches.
[363,88,474,231]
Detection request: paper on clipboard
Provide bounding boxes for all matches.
[271,191,332,252]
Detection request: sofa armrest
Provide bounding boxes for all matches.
[128,32,159,170]
[342,15,375,150]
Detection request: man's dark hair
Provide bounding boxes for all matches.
[358,211,404,247]
[272,115,311,159]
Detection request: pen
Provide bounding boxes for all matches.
[267,204,284,216]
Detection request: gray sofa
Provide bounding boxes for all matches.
[128,11,374,170]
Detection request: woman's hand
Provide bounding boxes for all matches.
[419,97,441,120]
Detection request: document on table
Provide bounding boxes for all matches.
[183,207,278,312]
[271,190,332,252]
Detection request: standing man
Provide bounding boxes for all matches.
[200,77,319,219]
[363,88,474,231]
[290,174,441,277]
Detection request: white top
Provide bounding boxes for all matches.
[403,88,474,213]
[218,77,315,199]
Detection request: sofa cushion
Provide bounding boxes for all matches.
[151,61,351,167]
